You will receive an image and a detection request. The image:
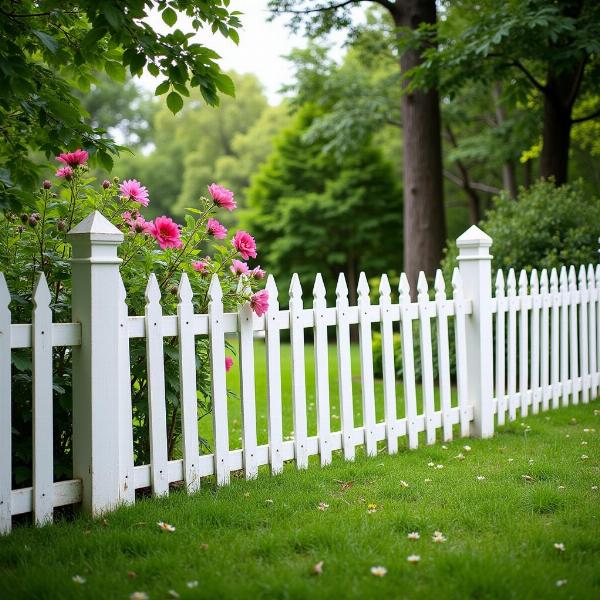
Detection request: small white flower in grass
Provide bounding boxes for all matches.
[167,591,180,599]
[508,458,514,462]
[367,503,378,514]
[130,593,149,600]
[581,455,589,460]
[371,566,387,577]
[400,480,410,488]
[476,475,486,481]
[581,441,588,445]
[558,485,565,490]
[427,462,435,467]
[407,532,420,540]
[432,531,447,543]
[442,445,448,450]
[583,428,591,432]
[555,579,568,587]
[72,575,86,584]
[407,555,421,564]
[265,499,274,504]
[157,521,175,532]
[435,464,444,470]
[187,581,199,589]
[554,543,566,552]
[522,475,534,483]
[528,459,534,465]
[594,409,600,416]
[455,453,465,461]
[318,502,329,511]
[463,445,471,452]
[592,485,598,491]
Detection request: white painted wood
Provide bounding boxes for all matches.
[68,211,123,514]
[550,269,560,409]
[596,265,600,392]
[456,226,494,437]
[379,274,398,452]
[208,275,230,485]
[32,273,53,525]
[265,275,284,474]
[357,273,377,456]
[452,268,470,437]
[494,270,506,425]
[0,274,11,533]
[335,274,355,460]
[144,274,169,496]
[417,272,436,445]
[289,274,308,469]
[559,267,569,407]
[530,270,541,414]
[578,265,590,404]
[238,277,258,479]
[177,274,200,492]
[117,277,135,504]
[518,270,529,417]
[399,274,419,448]
[313,274,332,465]
[435,270,452,441]
[568,266,579,405]
[506,269,518,420]
[587,265,597,399]
[539,270,550,412]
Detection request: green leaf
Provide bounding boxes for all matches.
[228,29,240,45]
[214,73,235,97]
[162,7,177,27]
[147,63,159,77]
[105,61,126,83]
[166,91,184,114]
[97,151,114,171]
[155,80,170,96]
[33,30,59,54]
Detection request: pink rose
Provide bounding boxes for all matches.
[250,289,269,317]
[55,166,74,180]
[250,266,265,279]
[120,179,149,207]
[230,259,250,276]
[56,149,88,167]
[208,183,236,211]
[232,231,257,260]
[149,216,182,250]
[192,260,208,273]
[225,357,234,372]
[206,218,227,239]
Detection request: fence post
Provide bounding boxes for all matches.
[68,211,124,514]
[457,225,494,438]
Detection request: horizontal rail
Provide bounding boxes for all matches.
[11,479,82,516]
[10,323,81,349]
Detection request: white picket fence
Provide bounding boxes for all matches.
[0,212,598,534]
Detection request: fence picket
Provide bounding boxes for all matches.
[208,275,230,486]
[518,270,530,416]
[358,273,377,456]
[550,269,561,410]
[144,275,169,497]
[596,266,600,391]
[495,270,506,425]
[399,274,418,448]
[177,274,200,492]
[540,270,550,412]
[289,274,308,469]
[506,269,518,420]
[452,268,470,436]
[530,270,541,414]
[0,274,11,533]
[578,266,590,404]
[435,271,453,441]
[568,266,579,405]
[559,267,570,407]
[265,275,283,474]
[336,274,355,460]
[313,274,332,465]
[379,275,398,453]
[588,265,598,399]
[417,273,436,445]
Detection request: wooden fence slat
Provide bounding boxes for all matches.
[495,270,506,425]
[144,274,169,496]
[117,277,135,504]
[265,275,284,474]
[357,273,377,456]
[417,272,436,445]
[568,266,579,405]
[32,273,54,524]
[578,265,590,404]
[399,274,419,448]
[518,270,530,416]
[530,270,541,414]
[379,274,398,452]
[539,270,550,412]
[208,275,230,485]
[587,265,597,399]
[313,274,332,465]
[452,268,470,437]
[177,274,200,492]
[435,270,453,441]
[0,274,11,533]
[559,267,570,407]
[506,269,518,420]
[550,269,561,409]
[289,274,308,469]
[336,274,355,460]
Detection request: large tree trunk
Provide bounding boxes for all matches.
[492,83,519,199]
[394,0,446,290]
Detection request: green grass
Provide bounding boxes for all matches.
[1,403,599,599]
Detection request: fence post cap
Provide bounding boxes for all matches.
[456,225,492,249]
[67,210,123,242]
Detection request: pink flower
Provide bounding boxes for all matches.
[192,260,208,273]
[230,259,250,276]
[149,216,183,250]
[232,231,257,260]
[250,290,269,317]
[120,179,149,207]
[250,266,265,279]
[206,218,227,239]
[225,357,234,372]
[208,183,236,211]
[56,166,74,180]
[129,216,152,234]
[56,149,88,167]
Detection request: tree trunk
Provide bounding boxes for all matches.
[393,0,446,291]
[492,83,518,199]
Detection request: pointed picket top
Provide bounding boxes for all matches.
[68,210,123,239]
[313,273,326,300]
[379,273,391,298]
[587,264,596,288]
[507,268,516,294]
[559,266,568,290]
[578,264,587,290]
[399,272,411,299]
[289,273,303,299]
[177,272,193,303]
[357,272,370,301]
[540,269,549,293]
[550,267,559,292]
[434,269,446,296]
[568,265,577,290]
[518,269,528,295]
[416,271,428,301]
[451,267,463,294]
[208,273,223,301]
[456,224,492,248]
[495,269,505,296]
[0,272,9,309]
[144,273,161,304]
[335,272,348,299]
[265,273,279,301]
[33,272,51,308]
[530,269,539,293]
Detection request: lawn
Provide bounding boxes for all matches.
[1,402,598,599]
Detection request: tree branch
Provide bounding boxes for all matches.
[443,170,501,195]
[269,0,394,16]
[571,106,600,124]
[510,60,547,95]
[566,54,587,110]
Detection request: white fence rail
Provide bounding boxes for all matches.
[0,214,598,534]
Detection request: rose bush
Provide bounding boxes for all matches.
[0,150,267,487]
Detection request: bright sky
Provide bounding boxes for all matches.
[142,0,361,104]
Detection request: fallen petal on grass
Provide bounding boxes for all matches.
[407,555,421,564]
[370,566,387,577]
[157,521,176,532]
[312,561,324,575]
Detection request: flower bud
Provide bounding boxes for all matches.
[28,215,38,227]
[42,180,52,190]
[57,219,66,231]
[102,179,111,189]
[17,225,25,234]
[113,176,120,184]
[20,213,28,224]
